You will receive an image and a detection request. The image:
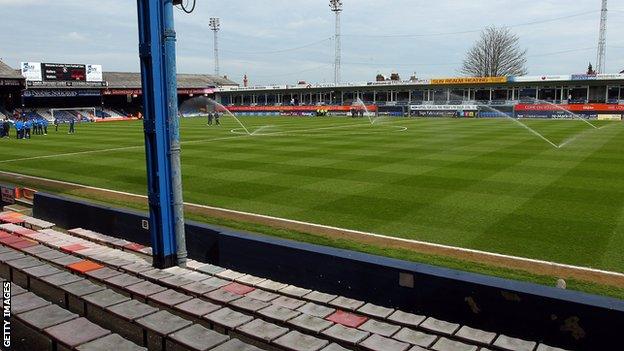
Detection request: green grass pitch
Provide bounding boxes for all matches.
[1,116,623,274]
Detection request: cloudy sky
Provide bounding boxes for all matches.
[1,0,623,85]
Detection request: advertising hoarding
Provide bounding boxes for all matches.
[410,104,478,117]
[514,103,624,119]
[410,105,478,111]
[509,75,571,82]
[0,185,16,205]
[20,62,42,81]
[514,103,624,112]
[430,77,507,85]
[86,64,103,82]
[597,114,622,121]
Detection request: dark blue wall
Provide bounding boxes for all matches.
[33,192,624,351]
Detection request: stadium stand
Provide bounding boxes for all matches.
[22,110,45,121]
[35,109,54,121]
[0,61,23,117]
[0,206,574,351]
[94,110,111,118]
[0,60,23,81]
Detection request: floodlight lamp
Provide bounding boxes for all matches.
[329,0,343,12]
[209,18,220,31]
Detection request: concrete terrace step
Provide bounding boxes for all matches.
[0,209,572,351]
[2,276,144,351]
[0,235,264,350]
[0,243,264,351]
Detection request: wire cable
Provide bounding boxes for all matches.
[220,37,333,55]
[337,47,599,68]
[250,63,333,79]
[342,11,598,38]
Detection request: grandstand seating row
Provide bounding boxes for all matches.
[0,207,570,351]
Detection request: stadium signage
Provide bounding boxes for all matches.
[26,81,107,87]
[410,104,478,117]
[178,88,215,95]
[104,88,214,96]
[0,79,22,87]
[571,74,597,81]
[410,105,478,111]
[23,89,101,98]
[596,73,624,80]
[509,75,571,82]
[86,64,103,82]
[20,62,104,82]
[597,114,622,120]
[226,105,378,112]
[0,185,15,205]
[42,63,86,81]
[514,103,624,112]
[103,89,142,96]
[567,73,624,81]
[367,79,430,86]
[430,77,507,85]
[20,62,42,81]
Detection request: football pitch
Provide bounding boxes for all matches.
[1,116,624,275]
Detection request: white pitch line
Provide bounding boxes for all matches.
[0,144,146,164]
[0,121,377,164]
[558,121,620,148]
[1,169,623,281]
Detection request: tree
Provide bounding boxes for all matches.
[461,26,528,77]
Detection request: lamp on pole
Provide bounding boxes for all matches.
[329,0,343,85]
[209,17,221,76]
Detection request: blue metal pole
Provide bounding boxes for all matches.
[163,0,187,266]
[136,0,185,268]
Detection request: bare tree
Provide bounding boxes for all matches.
[461,26,528,77]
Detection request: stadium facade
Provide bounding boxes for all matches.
[214,74,624,119]
[2,59,624,120]
[0,60,237,120]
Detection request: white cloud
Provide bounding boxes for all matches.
[63,32,88,42]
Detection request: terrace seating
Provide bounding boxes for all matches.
[20,110,45,121]
[94,110,111,118]
[0,208,572,351]
[93,109,126,118]
[36,109,54,121]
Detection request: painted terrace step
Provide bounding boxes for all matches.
[0,208,571,351]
